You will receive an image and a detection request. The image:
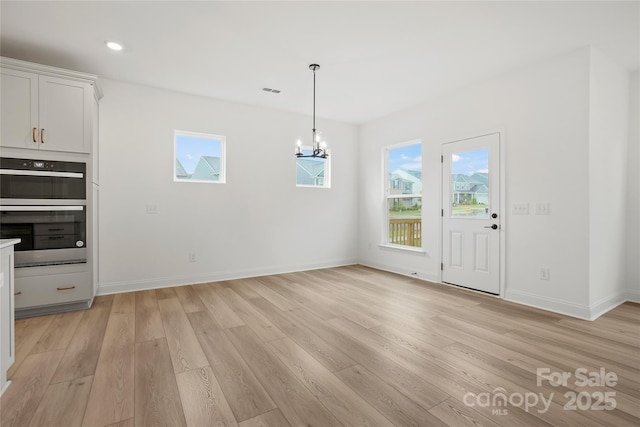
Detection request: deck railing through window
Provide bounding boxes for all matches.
[389,218,422,247]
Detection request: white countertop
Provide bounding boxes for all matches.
[0,239,20,249]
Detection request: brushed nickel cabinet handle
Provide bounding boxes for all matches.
[56,286,76,291]
[40,128,45,143]
[32,127,37,143]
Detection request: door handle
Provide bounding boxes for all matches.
[484,224,499,230]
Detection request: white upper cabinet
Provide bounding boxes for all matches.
[38,75,92,153]
[1,68,38,150]
[1,59,97,154]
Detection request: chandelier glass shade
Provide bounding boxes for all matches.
[296,64,328,159]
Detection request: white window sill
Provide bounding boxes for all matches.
[378,244,427,254]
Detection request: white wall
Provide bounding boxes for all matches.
[97,79,359,294]
[96,50,634,318]
[359,48,595,316]
[627,71,640,301]
[588,49,630,312]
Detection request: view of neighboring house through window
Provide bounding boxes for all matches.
[296,149,330,188]
[174,130,226,183]
[385,140,422,248]
[450,148,489,218]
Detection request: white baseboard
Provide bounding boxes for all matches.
[505,289,632,320]
[626,288,640,303]
[97,258,358,295]
[0,380,11,397]
[504,289,593,319]
[588,292,629,320]
[358,260,440,283]
[98,259,640,321]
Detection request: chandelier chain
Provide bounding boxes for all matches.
[296,64,328,159]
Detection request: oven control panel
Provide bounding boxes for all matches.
[32,161,54,169]
[0,157,85,173]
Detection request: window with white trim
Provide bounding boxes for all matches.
[296,149,331,188]
[174,130,226,183]
[384,140,422,248]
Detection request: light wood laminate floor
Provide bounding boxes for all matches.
[1,265,638,426]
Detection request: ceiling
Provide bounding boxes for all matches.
[1,1,638,125]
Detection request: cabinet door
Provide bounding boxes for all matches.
[38,75,92,153]
[0,247,16,383]
[1,68,38,149]
[14,271,92,309]
[91,184,99,295]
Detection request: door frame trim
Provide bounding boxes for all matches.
[439,129,507,298]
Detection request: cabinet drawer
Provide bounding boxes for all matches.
[34,223,75,235]
[33,234,76,249]
[14,271,91,309]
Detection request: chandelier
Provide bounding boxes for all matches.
[295,64,328,158]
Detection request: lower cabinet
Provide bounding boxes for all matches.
[14,271,92,309]
[0,241,18,395]
[14,264,93,319]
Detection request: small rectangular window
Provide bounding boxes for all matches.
[384,140,422,248]
[296,148,331,188]
[174,130,226,183]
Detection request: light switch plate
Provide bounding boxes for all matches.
[512,203,529,215]
[535,202,550,215]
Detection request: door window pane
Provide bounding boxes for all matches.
[450,148,489,218]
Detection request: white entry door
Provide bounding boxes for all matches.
[442,133,501,294]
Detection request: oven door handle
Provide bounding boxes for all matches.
[0,206,84,211]
[0,169,84,179]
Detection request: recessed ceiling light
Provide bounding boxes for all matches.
[106,41,123,51]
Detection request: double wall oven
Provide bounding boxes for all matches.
[0,157,87,268]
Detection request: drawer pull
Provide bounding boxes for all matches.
[14,291,22,296]
[56,286,76,291]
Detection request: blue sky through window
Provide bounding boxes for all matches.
[175,134,221,174]
[452,148,489,175]
[388,143,422,172]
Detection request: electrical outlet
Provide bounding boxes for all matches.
[535,202,550,215]
[512,203,529,215]
[540,268,550,280]
[146,204,158,214]
[189,252,197,262]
